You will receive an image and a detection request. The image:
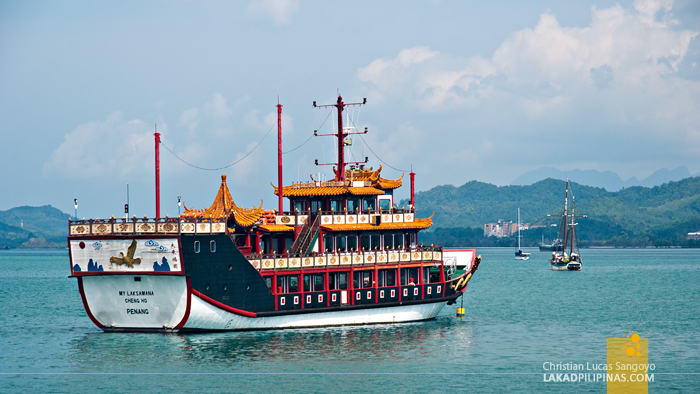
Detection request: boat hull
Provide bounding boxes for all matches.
[184,293,447,331]
[550,261,582,271]
[78,275,191,331]
[78,274,453,332]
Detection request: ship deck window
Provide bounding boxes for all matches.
[277,275,299,293]
[336,236,347,252]
[383,234,393,250]
[293,200,306,212]
[329,272,349,290]
[347,236,357,252]
[353,271,373,289]
[323,235,334,252]
[360,235,370,251]
[371,235,380,250]
[264,277,272,290]
[401,267,420,285]
[348,199,360,212]
[304,273,326,291]
[330,200,342,211]
[363,198,376,211]
[210,240,216,253]
[394,234,404,249]
[379,199,391,211]
[378,269,396,287]
[194,241,200,253]
[314,274,325,291]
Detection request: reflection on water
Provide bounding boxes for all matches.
[68,315,476,372]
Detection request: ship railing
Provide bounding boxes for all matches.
[246,245,443,271]
[273,207,416,227]
[68,216,228,237]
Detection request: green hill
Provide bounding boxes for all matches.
[403,177,700,247]
[0,205,69,248]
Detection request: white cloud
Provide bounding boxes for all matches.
[358,1,698,116]
[44,93,295,187]
[247,0,299,25]
[355,0,700,186]
[43,112,156,179]
[179,108,199,133]
[203,93,232,119]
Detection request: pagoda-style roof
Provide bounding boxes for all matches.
[343,165,403,190]
[272,165,402,198]
[181,175,264,227]
[258,224,295,233]
[272,182,386,197]
[321,215,433,232]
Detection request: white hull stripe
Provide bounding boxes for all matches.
[184,293,447,330]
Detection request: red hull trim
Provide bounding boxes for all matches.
[174,276,193,329]
[77,276,105,329]
[191,289,258,318]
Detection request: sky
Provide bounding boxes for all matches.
[1,0,699,219]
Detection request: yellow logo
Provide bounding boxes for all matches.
[624,331,643,357]
[607,331,650,394]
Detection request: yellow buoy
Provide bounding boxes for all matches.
[456,307,465,317]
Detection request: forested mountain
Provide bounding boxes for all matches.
[403,177,700,247]
[2,178,700,249]
[0,205,69,248]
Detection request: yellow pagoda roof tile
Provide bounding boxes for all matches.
[258,224,295,232]
[181,175,264,227]
[347,187,385,195]
[321,217,433,232]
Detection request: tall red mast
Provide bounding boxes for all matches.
[313,94,367,181]
[154,124,161,219]
[410,165,415,208]
[277,98,283,213]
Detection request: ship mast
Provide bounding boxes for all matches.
[313,94,368,181]
[277,98,283,212]
[154,124,161,219]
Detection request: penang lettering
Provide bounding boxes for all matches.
[127,308,149,314]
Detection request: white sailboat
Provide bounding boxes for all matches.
[514,208,530,260]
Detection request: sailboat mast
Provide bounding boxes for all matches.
[563,180,569,254]
[570,195,576,256]
[518,208,521,250]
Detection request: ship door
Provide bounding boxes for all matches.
[310,199,323,214]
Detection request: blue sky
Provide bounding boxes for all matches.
[1,0,698,219]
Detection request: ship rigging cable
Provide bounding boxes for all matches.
[160,123,275,171]
[159,109,334,170]
[349,117,409,173]
[282,108,332,154]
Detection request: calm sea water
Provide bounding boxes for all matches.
[1,248,698,393]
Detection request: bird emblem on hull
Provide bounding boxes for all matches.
[109,240,142,268]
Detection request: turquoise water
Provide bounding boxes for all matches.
[1,248,699,393]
